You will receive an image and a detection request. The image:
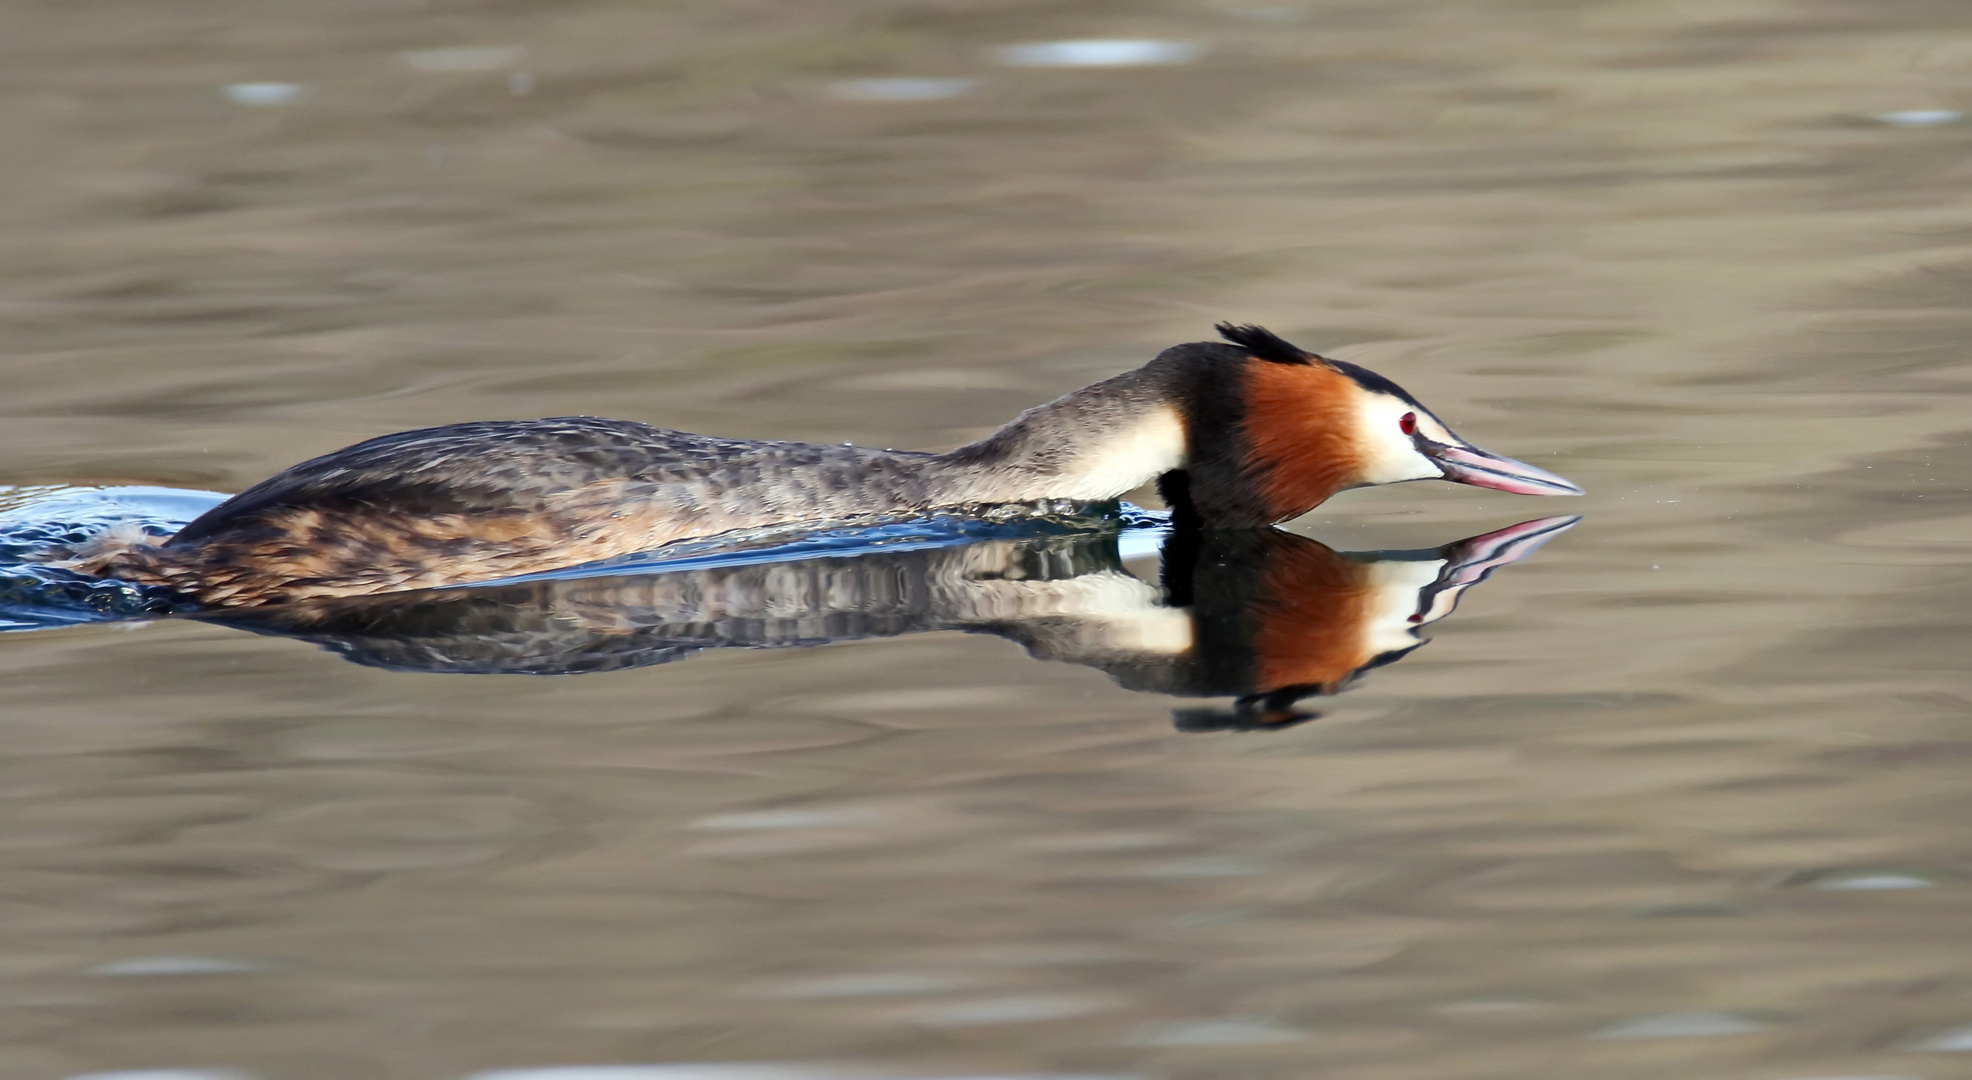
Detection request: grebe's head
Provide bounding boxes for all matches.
[1160,324,1582,527]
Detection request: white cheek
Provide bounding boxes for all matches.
[1364,421,1443,484]
[1354,404,1442,485]
[1357,439,1439,485]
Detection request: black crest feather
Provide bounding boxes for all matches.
[1214,323,1313,366]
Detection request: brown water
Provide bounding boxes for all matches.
[6,0,1972,1077]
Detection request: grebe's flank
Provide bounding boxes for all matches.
[72,324,1581,607]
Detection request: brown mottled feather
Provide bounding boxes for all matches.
[81,419,949,606]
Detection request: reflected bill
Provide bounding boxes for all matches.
[198,516,1579,730]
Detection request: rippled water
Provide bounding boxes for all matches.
[8,0,1972,1077]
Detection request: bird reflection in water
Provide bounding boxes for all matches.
[197,515,1578,731]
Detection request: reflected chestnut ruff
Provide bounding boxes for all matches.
[198,516,1577,731]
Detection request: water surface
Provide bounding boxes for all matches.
[5,1,1972,1078]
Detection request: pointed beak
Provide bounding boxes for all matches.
[1425,442,1584,497]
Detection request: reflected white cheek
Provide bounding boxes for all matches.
[1360,560,1444,654]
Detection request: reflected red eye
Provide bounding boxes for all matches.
[1399,411,1417,435]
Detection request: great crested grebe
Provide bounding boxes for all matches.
[74,324,1581,607]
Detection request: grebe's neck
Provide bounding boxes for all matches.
[927,365,1189,505]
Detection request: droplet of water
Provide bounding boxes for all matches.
[832,78,975,101]
[759,972,966,998]
[466,1068,855,1080]
[1872,109,1962,127]
[1592,1011,1767,1039]
[995,40,1202,68]
[1126,1018,1305,1046]
[1440,998,1543,1013]
[1918,1024,1972,1051]
[87,955,274,977]
[1814,873,1934,891]
[222,83,304,106]
[908,994,1112,1025]
[688,807,881,831]
[1231,6,1305,22]
[66,1071,258,1080]
[401,46,525,72]
[1136,856,1266,878]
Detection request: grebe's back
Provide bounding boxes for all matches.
[84,417,941,607]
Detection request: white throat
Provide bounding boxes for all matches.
[1043,403,1188,500]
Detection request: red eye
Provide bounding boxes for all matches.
[1399,411,1417,435]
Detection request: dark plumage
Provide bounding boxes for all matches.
[1213,322,1314,366]
[89,420,949,606]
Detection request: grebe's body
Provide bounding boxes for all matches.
[76,325,1580,607]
